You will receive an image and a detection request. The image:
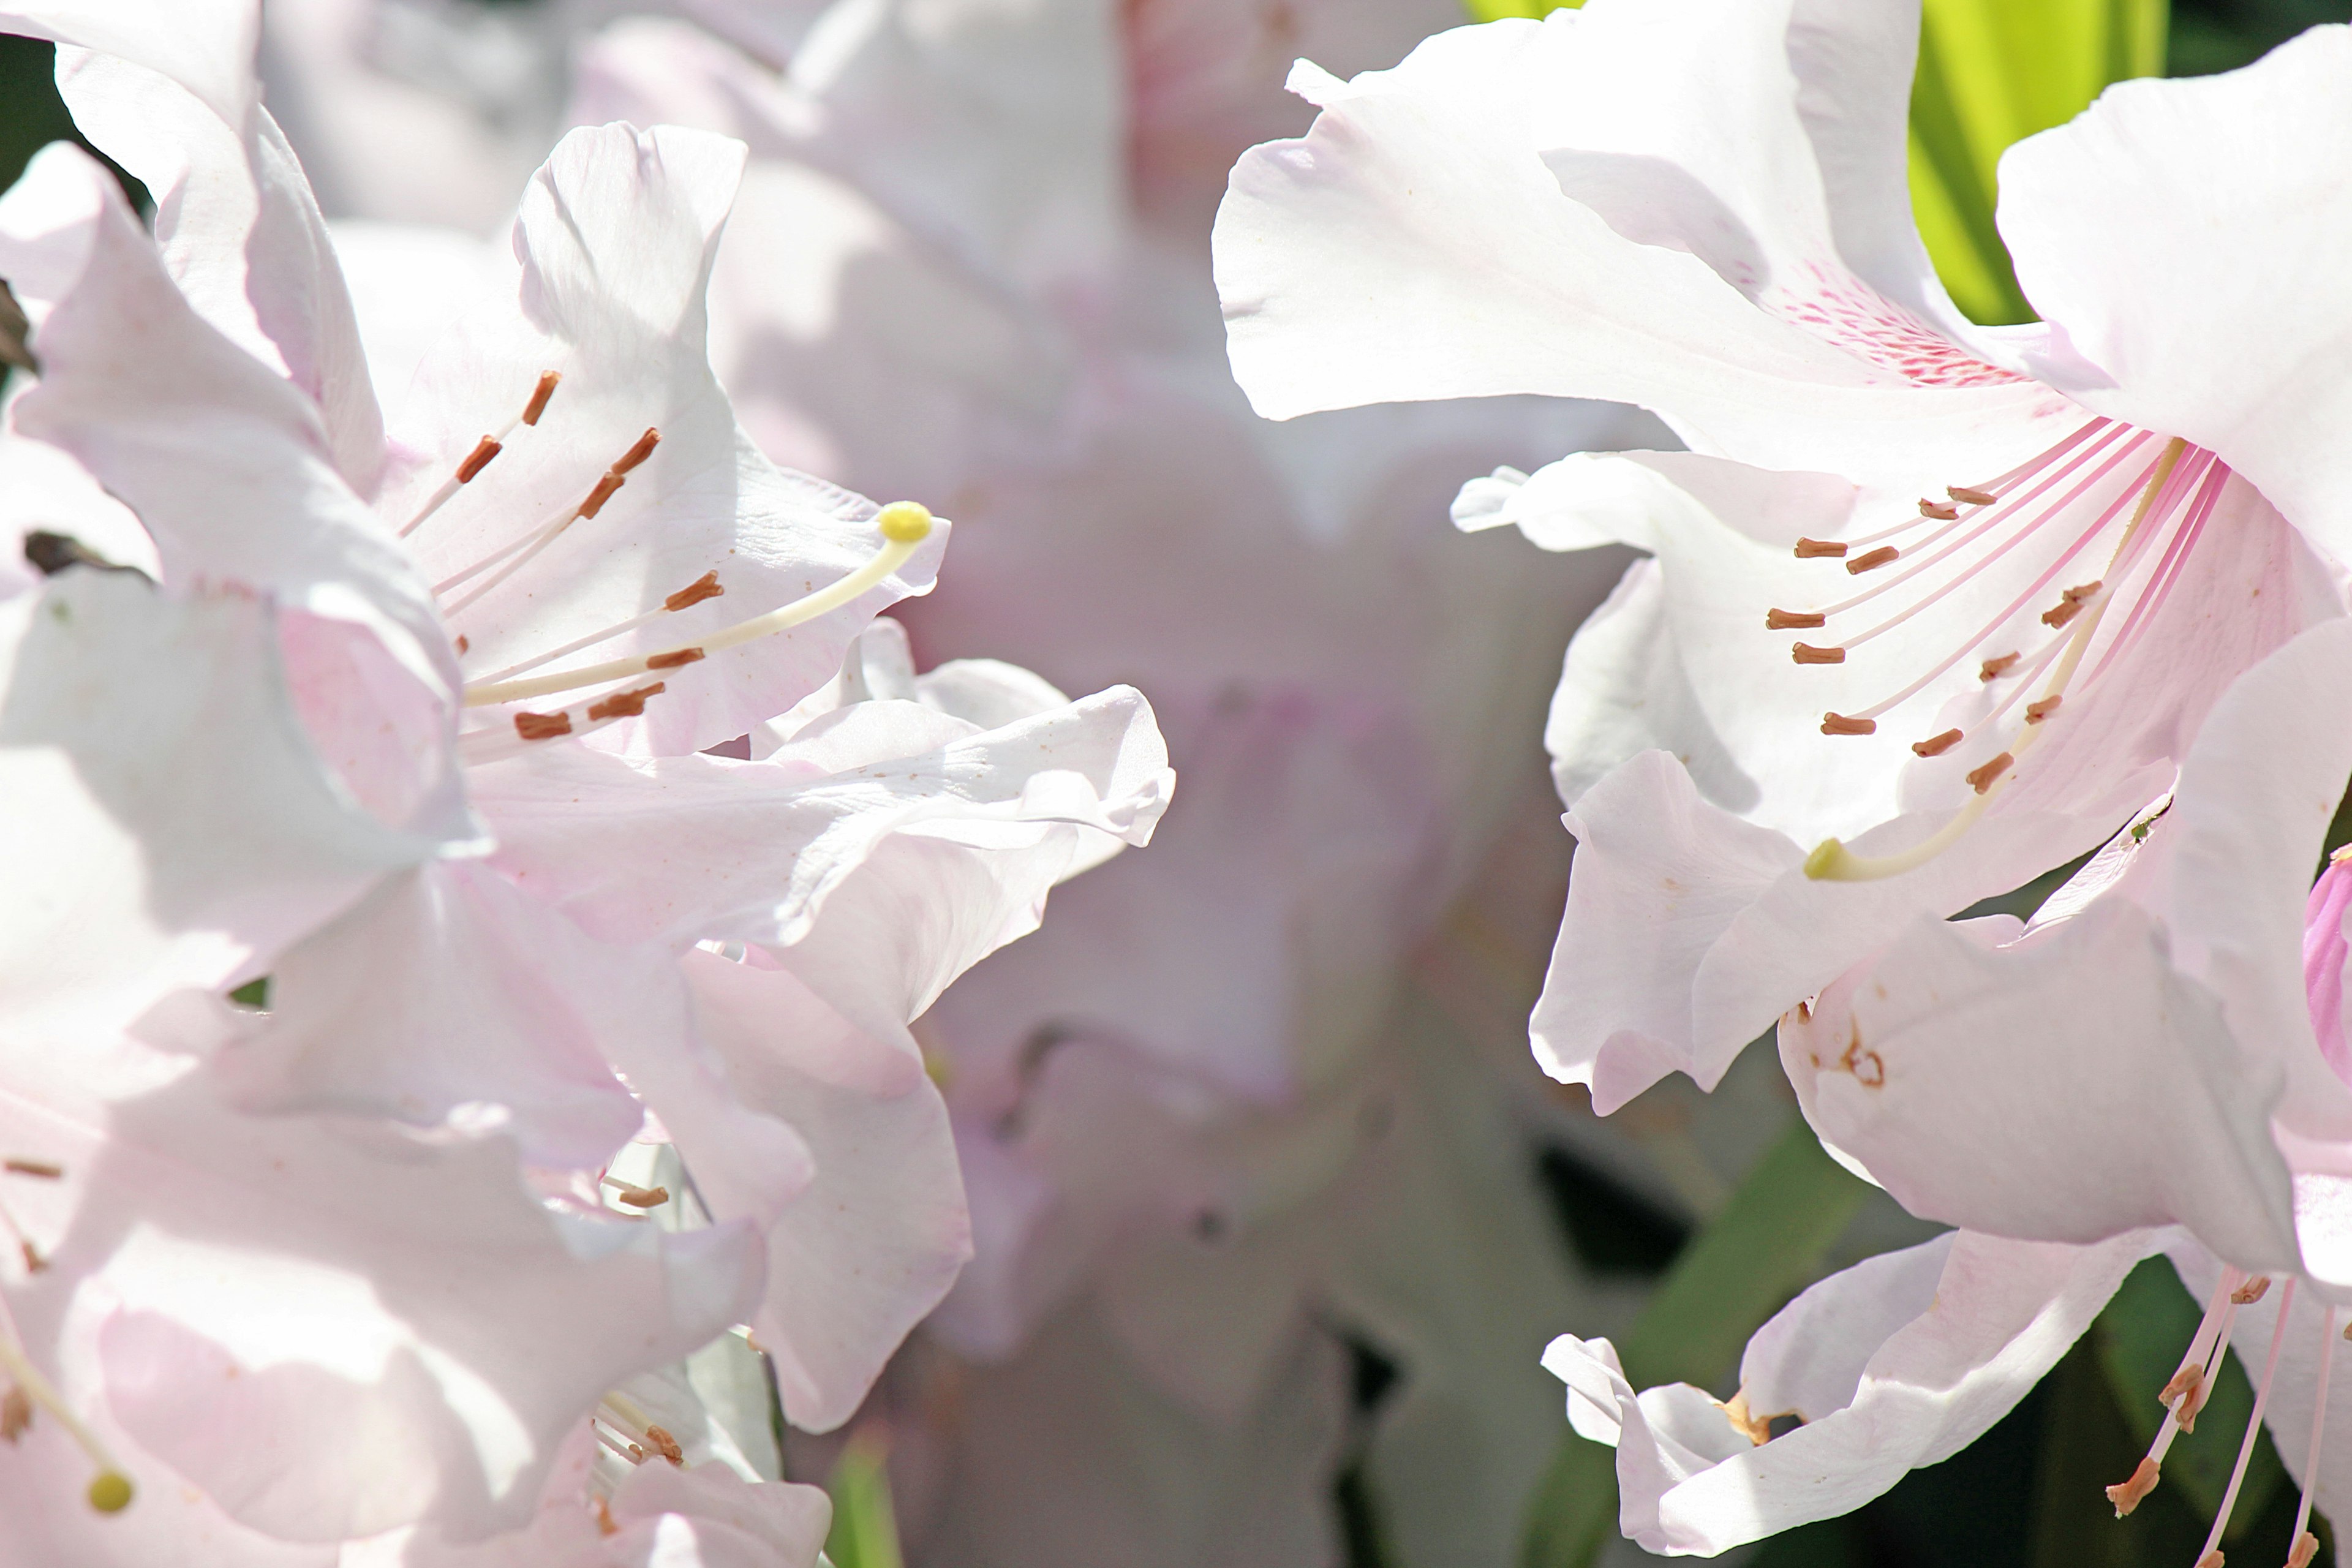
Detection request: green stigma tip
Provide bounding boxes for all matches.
[88,1471,133,1513]
[874,502,933,544]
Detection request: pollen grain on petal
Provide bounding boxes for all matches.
[586,682,666,723]
[1912,729,1963,758]
[514,711,574,741]
[1820,713,1875,736]
[1,1386,29,1441]
[1793,537,1847,559]
[2106,1457,2160,1516]
[1845,546,1901,574]
[664,571,724,611]
[4,1160,61,1179]
[1966,752,2013,793]
[1766,608,1826,630]
[1792,643,1845,665]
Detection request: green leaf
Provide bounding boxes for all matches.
[2094,1258,2286,1539]
[824,1432,905,1568]
[1521,1117,1875,1568]
[227,976,272,1010]
[1460,0,1577,23]
[1910,0,2166,323]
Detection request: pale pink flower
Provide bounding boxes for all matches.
[1213,0,2352,1112]
[1554,614,2352,1556]
[0,12,1170,1546]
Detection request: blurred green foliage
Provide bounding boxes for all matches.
[826,1432,907,1568]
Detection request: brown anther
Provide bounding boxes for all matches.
[2231,1275,2272,1305]
[2026,696,2063,723]
[514,710,574,741]
[1765,608,1826,630]
[1717,1392,1773,1447]
[1820,713,1876,736]
[4,1159,61,1179]
[1980,652,2020,681]
[2041,598,2086,630]
[646,647,705,671]
[1792,643,1845,665]
[1948,485,1998,506]
[665,571,724,612]
[1912,728,1964,758]
[455,436,502,483]
[522,371,560,426]
[1793,538,1848,559]
[577,472,627,521]
[2195,1551,2223,1568]
[20,1242,44,1274]
[2062,581,2103,604]
[1918,499,1958,521]
[644,1425,684,1466]
[454,635,470,655]
[2290,1529,2320,1568]
[2160,1364,2203,1409]
[1845,546,1901,575]
[594,1496,620,1537]
[1966,752,2013,794]
[611,1183,669,1209]
[586,682,666,723]
[2105,1456,2160,1517]
[0,1386,28,1442]
[611,428,661,475]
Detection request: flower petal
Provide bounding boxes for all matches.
[1999,26,2352,559]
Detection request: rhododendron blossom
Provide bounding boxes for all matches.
[1212,0,2352,1113]
[0,6,1170,1553]
[1551,615,2352,1558]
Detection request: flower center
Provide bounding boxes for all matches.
[1775,421,2223,881]
[399,371,937,754]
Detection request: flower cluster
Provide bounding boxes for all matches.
[0,2,1172,1561]
[1215,0,2352,1560]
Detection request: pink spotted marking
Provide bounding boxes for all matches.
[1772,262,2026,388]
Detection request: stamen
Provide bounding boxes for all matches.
[1835,419,2115,552]
[2107,1457,2160,1515]
[584,682,664,723]
[2026,697,2062,723]
[646,649,704,670]
[0,1319,132,1513]
[1948,486,1999,507]
[2288,1305,2337,1568]
[4,1160,61,1179]
[1980,653,2020,680]
[1805,439,2189,883]
[2233,1276,2273,1305]
[1912,729,1962,758]
[1794,538,1847,559]
[2196,1278,2295,1568]
[1766,609,1826,630]
[1,1384,28,1440]
[437,429,663,619]
[462,503,936,709]
[1791,643,1845,665]
[1918,499,1958,521]
[400,372,565,540]
[1845,546,1901,574]
[601,1177,669,1209]
[2112,1270,2242,1517]
[1820,714,1875,736]
[643,1425,684,1465]
[467,574,729,685]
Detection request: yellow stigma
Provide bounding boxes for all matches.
[875,502,933,545]
[88,1471,133,1513]
[1803,839,1849,880]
